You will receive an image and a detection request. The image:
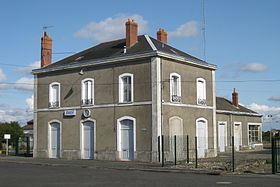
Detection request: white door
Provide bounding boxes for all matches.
[82,121,94,159]
[50,122,60,158]
[234,124,242,151]
[218,123,226,152]
[196,120,207,158]
[119,119,134,160]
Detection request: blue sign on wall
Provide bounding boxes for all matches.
[64,110,76,116]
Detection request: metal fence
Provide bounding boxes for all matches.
[158,135,272,174]
[272,137,280,174]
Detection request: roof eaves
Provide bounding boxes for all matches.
[157,51,217,70]
[32,51,158,74]
[216,109,262,117]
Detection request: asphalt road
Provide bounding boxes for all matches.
[0,162,279,187]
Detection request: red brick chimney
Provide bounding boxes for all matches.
[41,32,52,67]
[126,18,138,48]
[232,88,239,107]
[157,28,167,43]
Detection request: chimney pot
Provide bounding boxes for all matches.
[41,32,52,68]
[157,28,167,43]
[126,18,138,48]
[232,88,239,107]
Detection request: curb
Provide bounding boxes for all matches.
[0,159,221,175]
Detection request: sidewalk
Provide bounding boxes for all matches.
[0,155,220,175]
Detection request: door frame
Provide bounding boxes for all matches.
[234,122,242,151]
[117,116,136,161]
[218,121,227,152]
[196,117,208,158]
[80,118,96,159]
[48,120,62,158]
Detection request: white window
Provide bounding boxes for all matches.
[196,78,206,105]
[119,73,133,103]
[49,82,60,108]
[81,78,94,105]
[170,73,181,102]
[249,124,261,143]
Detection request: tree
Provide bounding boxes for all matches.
[0,121,24,149]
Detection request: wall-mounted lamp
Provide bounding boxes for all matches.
[79,68,85,75]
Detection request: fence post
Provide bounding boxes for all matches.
[26,136,30,156]
[174,135,177,165]
[232,136,235,172]
[158,136,161,163]
[195,136,198,168]
[272,137,276,174]
[15,136,19,156]
[186,135,189,163]
[161,135,164,167]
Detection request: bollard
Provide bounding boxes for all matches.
[195,136,198,168]
[232,136,235,172]
[174,135,177,165]
[186,135,189,163]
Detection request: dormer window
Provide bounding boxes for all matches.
[197,78,206,105]
[81,78,94,106]
[119,73,133,103]
[170,73,181,102]
[49,82,60,108]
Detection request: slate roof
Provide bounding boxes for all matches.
[22,120,33,130]
[216,97,261,116]
[37,35,216,72]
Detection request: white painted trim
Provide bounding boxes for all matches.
[196,77,206,105]
[151,57,162,162]
[36,101,152,112]
[144,35,157,51]
[48,120,62,158]
[247,122,262,145]
[80,118,96,159]
[217,121,227,151]
[81,78,94,105]
[119,73,134,103]
[49,82,61,107]
[212,71,217,152]
[33,74,38,157]
[216,110,262,117]
[169,72,181,102]
[163,102,213,109]
[117,116,136,161]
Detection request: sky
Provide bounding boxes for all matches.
[0,0,279,130]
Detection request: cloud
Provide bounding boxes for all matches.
[169,21,199,39]
[247,103,280,131]
[14,61,40,75]
[0,104,32,125]
[26,94,34,111]
[248,103,280,112]
[75,14,148,43]
[240,63,268,72]
[14,77,34,91]
[220,62,268,78]
[0,69,7,82]
[268,95,280,101]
